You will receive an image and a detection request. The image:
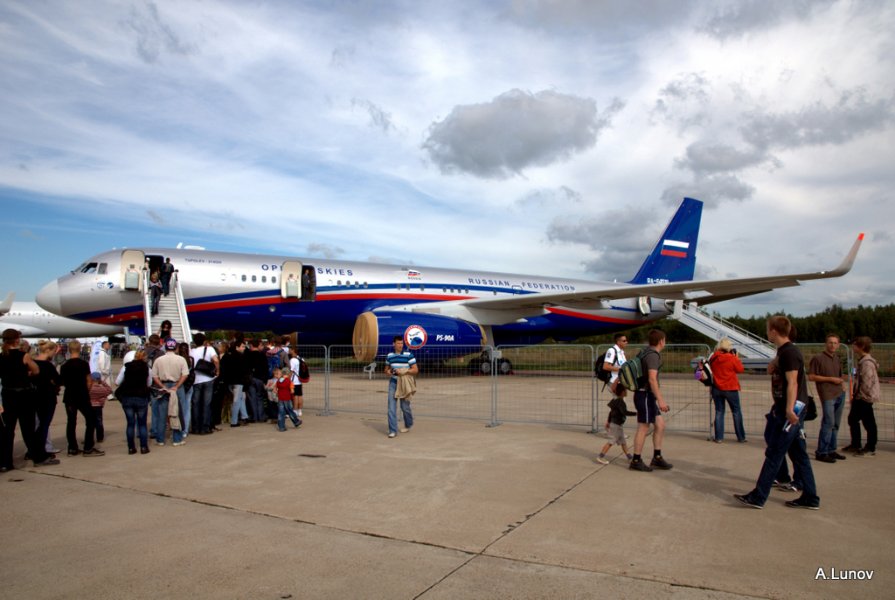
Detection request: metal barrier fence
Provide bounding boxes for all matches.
[293,342,893,443]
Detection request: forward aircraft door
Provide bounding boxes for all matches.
[120,250,145,291]
[280,261,316,300]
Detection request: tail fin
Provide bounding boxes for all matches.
[628,197,703,284]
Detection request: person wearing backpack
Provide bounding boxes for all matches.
[190,333,219,435]
[600,333,628,385]
[709,338,746,443]
[630,329,673,472]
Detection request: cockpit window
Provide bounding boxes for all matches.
[80,262,98,274]
[97,263,108,275]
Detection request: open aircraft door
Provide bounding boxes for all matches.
[120,250,145,292]
[281,261,303,299]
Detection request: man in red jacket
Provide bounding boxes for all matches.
[709,338,746,443]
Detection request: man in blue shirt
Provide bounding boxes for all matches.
[384,336,418,438]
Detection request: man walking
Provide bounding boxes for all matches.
[629,329,672,472]
[734,315,819,510]
[384,335,417,439]
[160,257,175,296]
[808,333,847,463]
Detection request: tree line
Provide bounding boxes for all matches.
[576,303,895,346]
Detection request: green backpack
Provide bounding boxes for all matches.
[617,348,658,392]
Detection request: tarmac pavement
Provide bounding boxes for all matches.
[1,404,891,599]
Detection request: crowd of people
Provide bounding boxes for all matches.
[0,316,884,503]
[0,324,310,469]
[596,319,881,511]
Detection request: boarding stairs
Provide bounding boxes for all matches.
[143,271,192,343]
[669,301,776,365]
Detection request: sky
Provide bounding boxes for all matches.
[1,0,893,318]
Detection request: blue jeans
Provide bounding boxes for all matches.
[191,380,214,433]
[151,395,168,443]
[180,386,192,436]
[277,401,300,430]
[247,378,266,422]
[153,385,184,443]
[230,384,248,425]
[120,396,149,450]
[817,392,845,456]
[749,408,818,505]
[387,378,414,434]
[712,388,746,442]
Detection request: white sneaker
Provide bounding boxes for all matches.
[399,427,409,433]
[387,432,396,438]
[173,440,186,447]
[594,456,609,465]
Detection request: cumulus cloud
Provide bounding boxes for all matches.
[662,174,755,207]
[125,1,196,64]
[422,89,623,179]
[547,205,664,279]
[307,243,345,259]
[662,87,893,206]
[740,90,895,150]
[700,0,838,40]
[652,72,712,131]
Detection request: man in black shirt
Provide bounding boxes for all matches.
[734,316,818,509]
[60,341,104,456]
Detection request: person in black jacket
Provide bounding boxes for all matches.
[595,381,636,464]
[0,329,59,470]
[245,339,270,423]
[115,351,152,454]
[220,339,250,426]
[34,340,62,455]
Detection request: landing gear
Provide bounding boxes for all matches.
[469,351,513,375]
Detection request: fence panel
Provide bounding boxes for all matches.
[596,344,713,434]
[494,345,595,427]
[326,345,495,422]
[293,345,328,414]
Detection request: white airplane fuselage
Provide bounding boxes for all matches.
[35,248,662,346]
[0,300,123,339]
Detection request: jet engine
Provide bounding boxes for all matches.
[352,311,485,362]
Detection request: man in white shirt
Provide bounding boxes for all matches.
[189,333,219,435]
[603,333,629,384]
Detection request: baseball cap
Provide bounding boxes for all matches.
[164,338,178,351]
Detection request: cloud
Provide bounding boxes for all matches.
[19,229,41,240]
[740,90,895,150]
[673,140,777,174]
[872,230,893,243]
[146,209,167,225]
[351,98,397,133]
[514,185,582,210]
[547,204,664,279]
[503,0,698,40]
[306,243,345,259]
[700,0,838,40]
[652,72,712,131]
[661,174,755,207]
[125,1,196,64]
[422,89,623,179]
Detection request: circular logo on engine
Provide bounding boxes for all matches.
[404,325,427,349]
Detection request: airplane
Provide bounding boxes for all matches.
[0,293,124,338]
[35,198,863,363]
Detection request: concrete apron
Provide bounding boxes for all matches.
[2,405,891,599]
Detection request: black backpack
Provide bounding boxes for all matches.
[595,350,618,384]
[696,355,716,387]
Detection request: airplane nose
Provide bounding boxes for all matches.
[36,280,64,315]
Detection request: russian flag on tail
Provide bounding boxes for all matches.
[660,239,689,258]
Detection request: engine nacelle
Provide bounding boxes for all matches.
[352,311,485,362]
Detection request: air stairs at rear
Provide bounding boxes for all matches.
[668,301,776,366]
[143,272,192,344]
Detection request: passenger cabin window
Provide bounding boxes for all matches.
[262,276,267,283]
[241,275,247,282]
[272,276,277,284]
[252,275,257,283]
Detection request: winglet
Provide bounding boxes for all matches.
[820,233,864,278]
[0,292,14,316]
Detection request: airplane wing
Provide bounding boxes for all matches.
[461,233,864,312]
